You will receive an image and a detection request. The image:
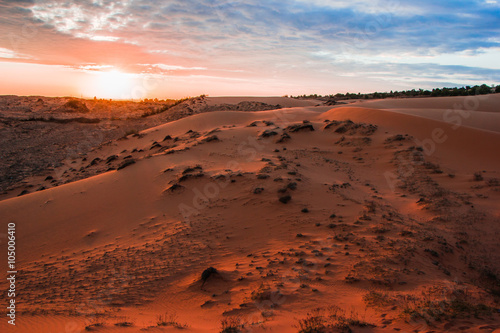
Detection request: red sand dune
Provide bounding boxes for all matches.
[1,96,499,332]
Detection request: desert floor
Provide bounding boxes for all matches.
[1,95,500,332]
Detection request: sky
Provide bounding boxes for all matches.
[0,0,499,99]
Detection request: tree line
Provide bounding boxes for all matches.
[290,84,500,101]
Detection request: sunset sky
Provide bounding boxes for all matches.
[0,0,499,99]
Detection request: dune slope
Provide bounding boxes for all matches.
[1,102,499,333]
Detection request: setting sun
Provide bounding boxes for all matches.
[82,69,137,100]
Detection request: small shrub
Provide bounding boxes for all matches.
[85,318,105,331]
[141,96,194,117]
[251,283,274,302]
[279,195,292,204]
[220,317,242,333]
[114,321,134,327]
[399,287,494,323]
[182,165,203,174]
[487,178,500,186]
[329,306,371,330]
[424,248,439,257]
[156,312,187,328]
[202,135,219,143]
[372,225,390,233]
[254,187,264,194]
[363,291,393,308]
[286,123,315,133]
[297,312,326,333]
[260,129,278,138]
[385,134,406,143]
[117,159,136,170]
[165,183,184,192]
[63,99,90,113]
[296,307,373,333]
[364,200,376,213]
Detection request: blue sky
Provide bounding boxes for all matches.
[0,0,499,98]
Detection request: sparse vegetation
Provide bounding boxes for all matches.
[62,99,90,113]
[285,122,315,132]
[400,287,494,323]
[260,129,279,137]
[486,178,499,186]
[117,159,136,170]
[202,135,220,142]
[363,291,393,308]
[296,310,326,333]
[182,165,203,174]
[156,312,187,329]
[22,116,100,124]
[473,172,484,181]
[251,283,275,302]
[141,96,196,117]
[220,316,242,333]
[254,187,264,194]
[372,225,390,233]
[279,194,292,204]
[296,307,373,333]
[84,318,106,331]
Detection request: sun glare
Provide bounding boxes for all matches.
[82,69,137,100]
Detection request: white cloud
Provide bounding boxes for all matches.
[331,48,500,70]
[142,63,207,71]
[77,64,114,71]
[88,35,120,42]
[292,0,427,15]
[0,47,32,59]
[30,1,133,38]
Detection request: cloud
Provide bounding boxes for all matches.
[25,0,499,55]
[76,64,114,71]
[149,64,206,71]
[0,47,32,59]
[86,35,120,41]
[0,0,499,95]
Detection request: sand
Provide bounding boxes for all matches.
[346,94,500,133]
[1,95,499,332]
